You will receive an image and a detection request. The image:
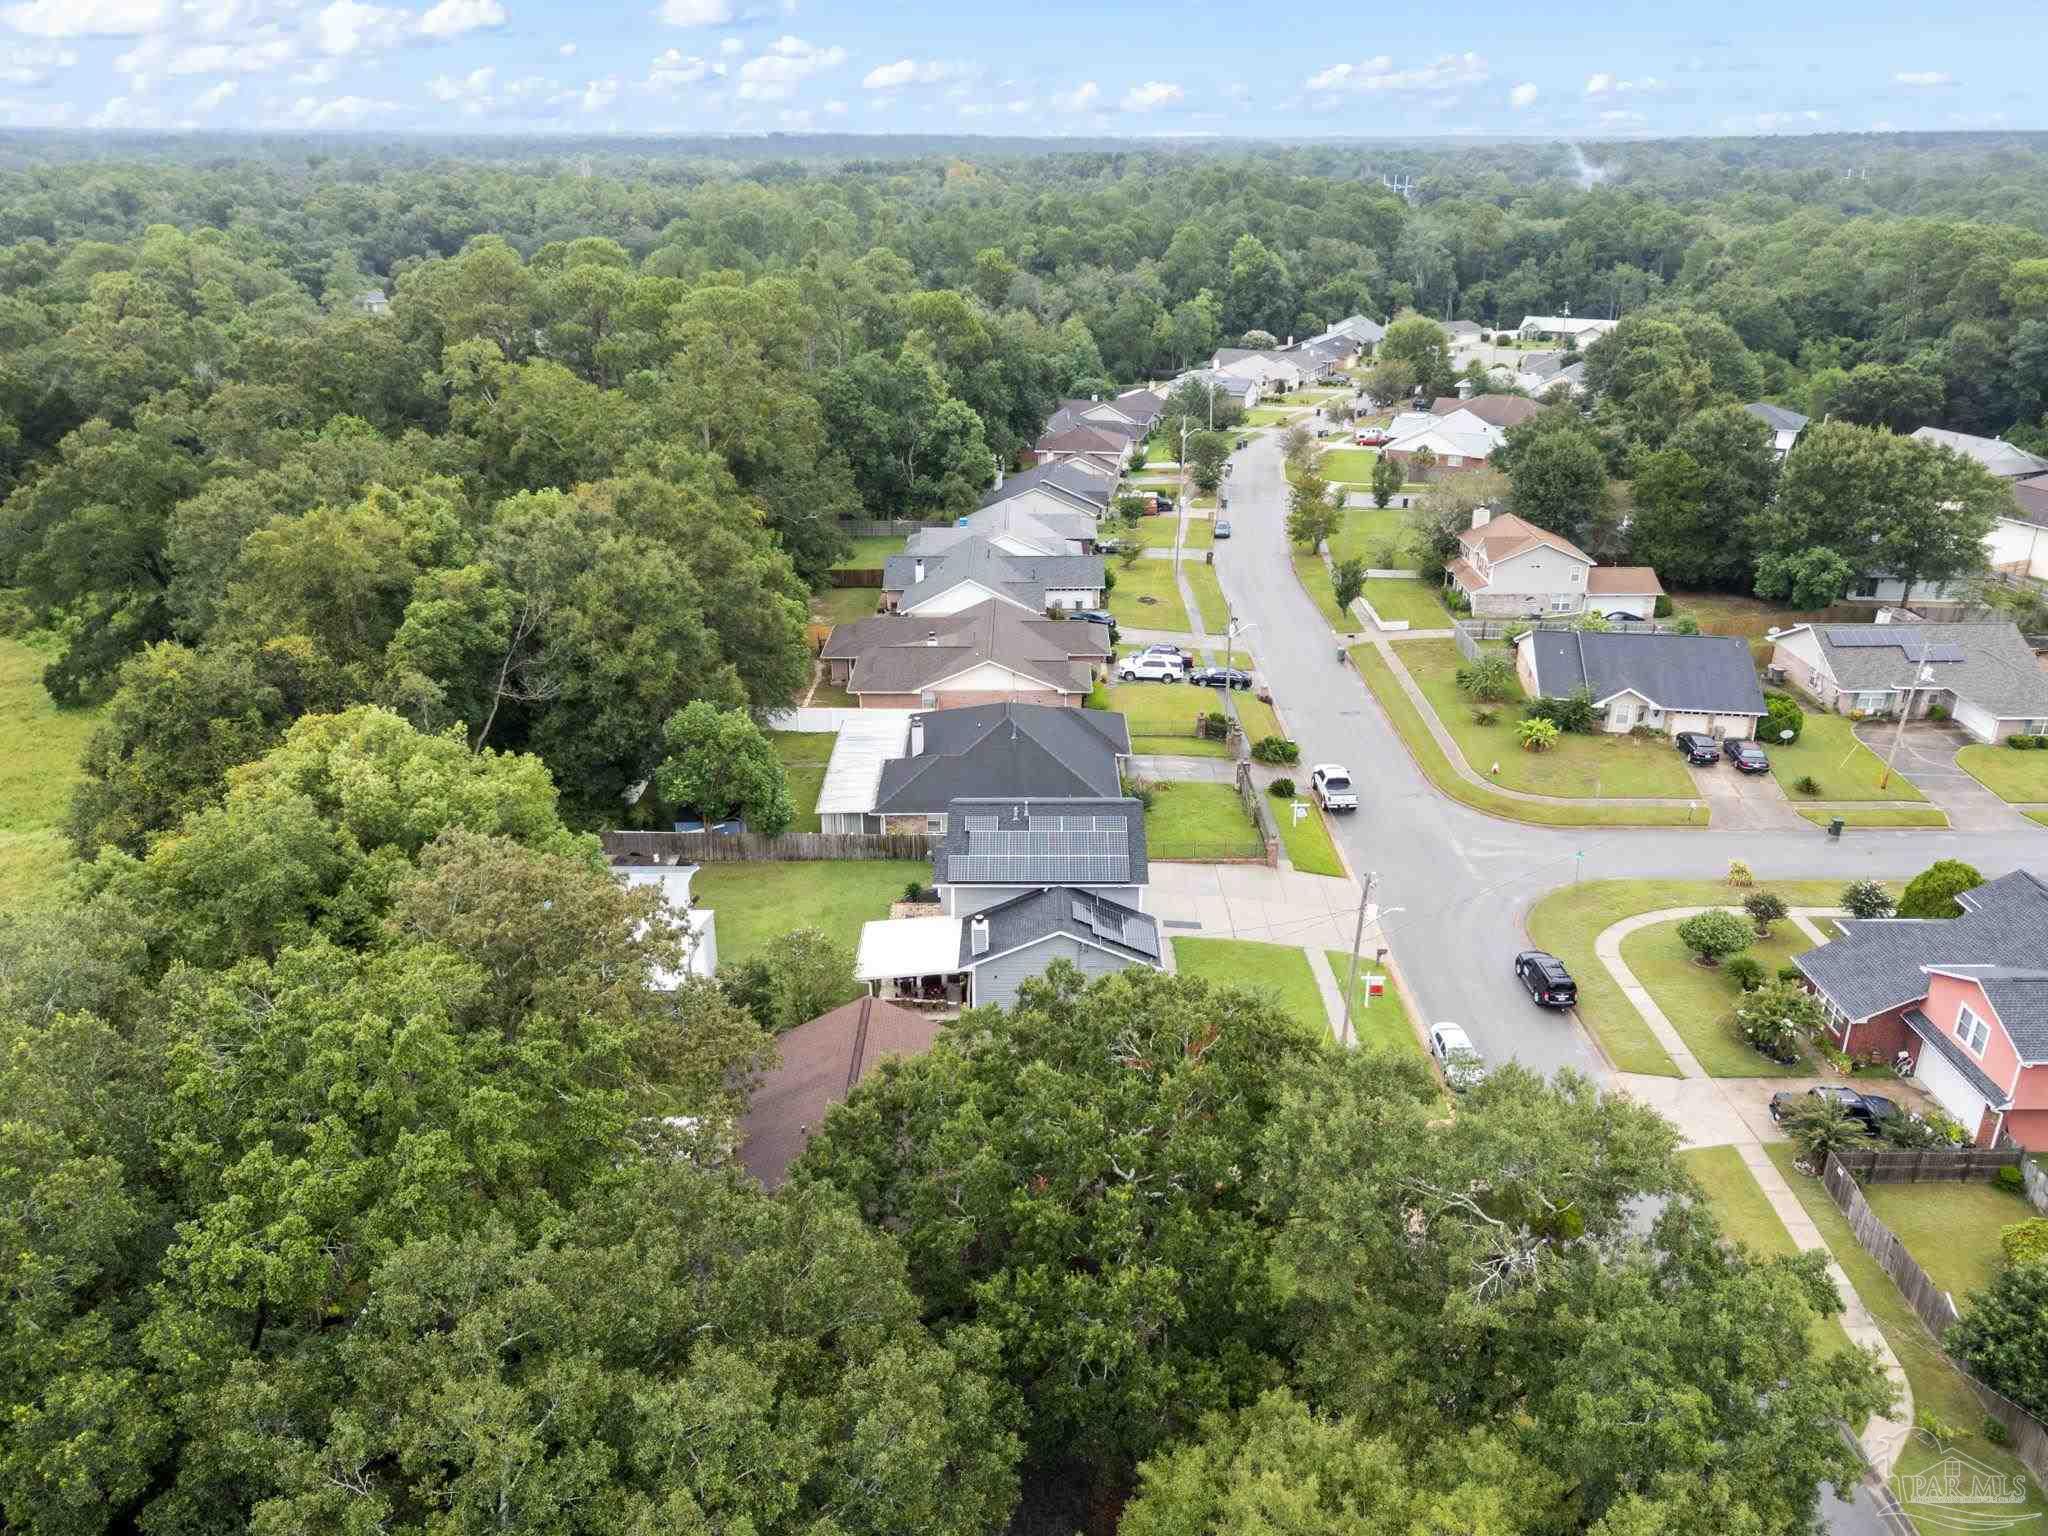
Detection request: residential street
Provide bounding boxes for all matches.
[1208,424,2048,1084]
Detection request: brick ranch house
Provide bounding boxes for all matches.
[1794,869,2048,1148]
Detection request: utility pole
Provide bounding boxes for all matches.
[1878,637,1934,790]
[1340,869,1378,1049]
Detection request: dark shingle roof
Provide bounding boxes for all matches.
[1794,870,2048,1024]
[873,703,1128,814]
[1430,394,1543,428]
[978,459,1113,512]
[1805,622,2048,721]
[1526,630,1766,715]
[2006,475,2048,532]
[1744,402,1810,433]
[940,796,1147,888]
[964,885,1162,968]
[883,537,1105,613]
[1035,424,1129,455]
[822,601,1107,696]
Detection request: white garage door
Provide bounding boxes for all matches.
[1951,697,2000,744]
[1915,1041,1990,1136]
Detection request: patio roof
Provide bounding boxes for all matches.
[856,916,964,979]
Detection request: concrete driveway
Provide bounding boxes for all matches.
[1851,720,2030,830]
[1685,757,1801,832]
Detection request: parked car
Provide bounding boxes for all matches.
[1673,731,1720,766]
[1118,654,1185,683]
[1354,429,1390,446]
[1214,519,1233,538]
[1150,493,1174,515]
[1724,738,1771,774]
[1514,950,1578,1008]
[1767,1086,1901,1132]
[1069,608,1120,643]
[1190,666,1253,690]
[1309,763,1357,812]
[1428,1023,1488,1092]
[1140,643,1193,665]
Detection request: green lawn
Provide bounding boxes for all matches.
[1860,1180,2033,1306]
[1797,808,1949,828]
[1181,517,1216,551]
[1677,1147,1858,1358]
[1132,514,1182,550]
[767,731,835,834]
[832,535,906,570]
[1353,646,1707,829]
[688,859,928,999]
[1275,793,1343,876]
[1956,743,2048,803]
[1183,563,1232,633]
[1323,948,1428,1065]
[1525,880,1866,1077]
[1401,639,1698,799]
[1768,713,1928,802]
[1242,406,1300,426]
[1765,1143,2048,1532]
[811,586,882,627]
[2031,810,2048,829]
[1620,912,1820,1076]
[807,673,858,708]
[1326,505,1411,566]
[1092,683,1232,758]
[1232,692,1283,745]
[1361,578,1452,629]
[1107,558,1192,632]
[1144,781,1263,860]
[0,637,100,913]
[1174,937,1329,1039]
[1293,552,1354,630]
[1316,446,1380,483]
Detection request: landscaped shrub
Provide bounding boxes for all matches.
[1948,1262,2048,1419]
[1444,588,1471,613]
[1781,1092,1863,1164]
[1516,717,1560,752]
[1926,703,1949,721]
[1524,687,1598,734]
[1735,980,1822,1060]
[1268,778,1295,799]
[1744,891,1788,936]
[2000,1217,2048,1267]
[1726,860,1754,887]
[1470,705,1500,726]
[1654,594,1674,618]
[1898,859,1985,919]
[1792,774,1821,796]
[1123,778,1158,810]
[1252,736,1300,765]
[1841,879,1895,918]
[1669,615,1701,634]
[2010,734,2042,750]
[1764,691,1804,745]
[902,879,933,903]
[1725,955,1766,992]
[1455,653,1515,702]
[1677,909,1753,966]
[1995,1164,2027,1196]
[1198,710,1231,741]
[1129,447,1149,471]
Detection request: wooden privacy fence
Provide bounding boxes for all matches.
[841,518,925,537]
[830,568,885,588]
[1820,1151,2048,1487]
[1830,1146,2021,1183]
[604,830,934,864]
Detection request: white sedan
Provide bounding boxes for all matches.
[1428,1023,1488,1093]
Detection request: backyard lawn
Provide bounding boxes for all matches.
[1860,1180,2033,1306]
[767,731,835,833]
[1323,948,1427,1066]
[1326,504,1411,566]
[1525,879,1873,1077]
[811,586,881,627]
[1620,911,1821,1075]
[1092,682,1231,757]
[1293,552,1354,630]
[1173,937,1329,1038]
[1108,557,1192,632]
[1143,781,1263,860]
[1361,578,1452,629]
[1766,1143,2048,1530]
[1956,743,2048,803]
[1768,713,1928,803]
[1401,639,1698,799]
[0,637,100,913]
[687,859,928,995]
[1316,446,1380,482]
[1677,1147,1857,1358]
[1352,646,1705,829]
[832,535,906,570]
[1183,562,1232,632]
[807,672,857,708]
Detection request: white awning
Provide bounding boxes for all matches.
[815,711,915,816]
[856,916,962,979]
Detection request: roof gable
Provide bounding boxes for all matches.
[1526,629,1767,715]
[966,885,1162,969]
[874,703,1127,813]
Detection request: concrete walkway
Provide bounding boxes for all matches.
[1593,904,1914,1475]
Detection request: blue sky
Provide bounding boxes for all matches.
[0,0,2034,138]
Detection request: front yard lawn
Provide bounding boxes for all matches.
[1132,514,1182,550]
[1677,1147,1857,1358]
[1107,558,1192,632]
[1796,808,1949,828]
[1144,781,1263,860]
[1276,794,1343,876]
[1293,552,1353,630]
[832,535,906,570]
[1768,713,1928,802]
[1859,1180,2033,1306]
[687,859,928,993]
[1326,504,1410,566]
[766,731,835,833]
[1316,446,1380,483]
[1324,948,1427,1065]
[1401,639,1697,799]
[1174,937,1328,1039]
[1183,562,1232,632]
[1620,911,1821,1076]
[1093,682,1232,758]
[1525,879,1866,1077]
[1242,406,1299,426]
[1361,578,1451,629]
[1956,743,2048,803]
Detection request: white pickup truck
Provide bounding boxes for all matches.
[1309,763,1357,812]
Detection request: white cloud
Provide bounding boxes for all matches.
[1894,70,1952,87]
[189,77,235,109]
[647,47,715,88]
[957,101,988,117]
[1049,79,1097,112]
[717,34,740,54]
[735,33,842,100]
[1121,79,1182,111]
[0,41,76,84]
[427,63,493,109]
[114,27,293,89]
[314,0,407,56]
[284,90,398,125]
[822,96,844,113]
[860,57,961,89]
[291,56,342,83]
[1733,108,1826,133]
[1221,79,1249,103]
[1004,96,1031,114]
[1308,53,1486,94]
[557,41,573,55]
[656,0,732,23]
[2,0,165,37]
[1509,81,1537,108]
[418,0,504,39]
[1584,71,1613,95]
[1871,118,1895,131]
[1598,108,1645,124]
[1586,71,1661,95]
[0,91,71,120]
[575,75,617,110]
[778,106,809,127]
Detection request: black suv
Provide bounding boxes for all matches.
[1515,949,1578,1008]
[1724,738,1771,774]
[1768,1086,1901,1132]
[1674,731,1720,765]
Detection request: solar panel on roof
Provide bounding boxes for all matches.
[1826,629,1965,663]
[963,814,1000,832]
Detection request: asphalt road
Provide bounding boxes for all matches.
[1211,423,2048,1082]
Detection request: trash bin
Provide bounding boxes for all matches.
[1205,549,1214,565]
[1828,817,1845,839]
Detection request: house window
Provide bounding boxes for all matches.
[1956,1004,1990,1056]
[1854,691,1890,714]
[1851,577,1880,599]
[920,690,937,708]
[926,815,946,836]
[1549,596,1575,612]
